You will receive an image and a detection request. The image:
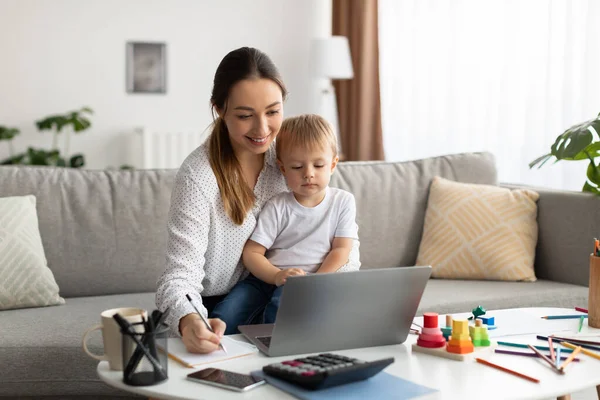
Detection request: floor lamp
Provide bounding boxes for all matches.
[310,36,354,159]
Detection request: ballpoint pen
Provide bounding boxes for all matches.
[186,294,227,354]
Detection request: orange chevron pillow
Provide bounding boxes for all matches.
[416,177,539,281]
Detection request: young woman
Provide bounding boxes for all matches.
[156,47,360,354]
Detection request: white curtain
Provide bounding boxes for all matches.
[379,0,600,191]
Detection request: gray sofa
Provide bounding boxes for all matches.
[0,151,594,399]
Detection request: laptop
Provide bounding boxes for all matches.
[238,266,431,357]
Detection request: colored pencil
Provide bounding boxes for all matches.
[498,341,574,353]
[561,341,600,361]
[537,336,600,351]
[575,307,588,313]
[548,336,555,362]
[527,345,565,375]
[475,358,540,384]
[542,315,588,320]
[494,349,580,361]
[578,315,585,332]
[558,345,581,371]
[555,347,562,368]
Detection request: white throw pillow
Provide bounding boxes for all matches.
[0,195,65,310]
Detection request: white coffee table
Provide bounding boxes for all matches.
[98,307,600,400]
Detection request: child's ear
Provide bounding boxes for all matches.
[331,156,339,173]
[277,159,285,174]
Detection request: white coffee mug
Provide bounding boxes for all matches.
[82,307,147,371]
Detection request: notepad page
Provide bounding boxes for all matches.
[165,336,258,367]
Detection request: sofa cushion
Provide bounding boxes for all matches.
[330,152,497,269]
[0,292,155,398]
[0,195,65,310]
[416,177,539,281]
[0,166,176,298]
[417,279,588,316]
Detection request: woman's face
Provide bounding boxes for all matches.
[219,78,284,158]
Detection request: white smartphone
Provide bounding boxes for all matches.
[186,368,266,392]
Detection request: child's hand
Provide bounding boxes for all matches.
[275,268,306,286]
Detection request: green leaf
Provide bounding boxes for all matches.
[81,106,94,114]
[0,126,20,141]
[586,160,600,186]
[26,147,51,165]
[583,181,600,195]
[72,117,91,132]
[569,142,600,160]
[0,152,25,165]
[529,153,553,169]
[69,154,85,168]
[549,116,599,160]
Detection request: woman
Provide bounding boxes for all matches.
[156,47,360,354]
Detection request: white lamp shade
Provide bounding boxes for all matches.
[310,36,354,79]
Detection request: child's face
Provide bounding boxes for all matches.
[278,145,338,204]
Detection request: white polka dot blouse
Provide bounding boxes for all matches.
[155,141,361,335]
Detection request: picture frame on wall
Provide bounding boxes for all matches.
[126,42,167,94]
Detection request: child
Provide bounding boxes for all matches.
[211,114,359,332]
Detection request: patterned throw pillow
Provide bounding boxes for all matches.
[0,195,65,310]
[416,177,539,281]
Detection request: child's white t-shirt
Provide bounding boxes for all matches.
[249,186,359,273]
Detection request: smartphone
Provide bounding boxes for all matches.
[186,368,266,392]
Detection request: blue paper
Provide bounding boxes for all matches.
[251,370,436,400]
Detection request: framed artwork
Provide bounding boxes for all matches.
[126,42,167,94]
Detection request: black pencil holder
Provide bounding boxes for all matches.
[121,322,169,386]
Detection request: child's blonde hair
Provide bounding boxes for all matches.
[276,114,338,161]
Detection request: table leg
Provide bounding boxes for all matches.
[557,395,571,400]
[596,384,600,399]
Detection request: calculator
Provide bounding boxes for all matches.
[262,353,394,390]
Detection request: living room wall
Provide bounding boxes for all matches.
[0,0,331,169]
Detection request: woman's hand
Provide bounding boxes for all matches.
[274,268,305,286]
[179,314,226,353]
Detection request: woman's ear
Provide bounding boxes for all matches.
[213,103,224,119]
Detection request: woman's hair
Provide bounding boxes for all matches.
[276,114,338,162]
[208,47,287,225]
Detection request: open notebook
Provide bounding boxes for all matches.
[164,337,258,368]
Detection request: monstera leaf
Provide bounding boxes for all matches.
[530,112,600,169]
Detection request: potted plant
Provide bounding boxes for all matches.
[0,107,93,168]
[530,112,600,194]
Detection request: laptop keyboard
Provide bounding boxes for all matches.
[256,336,272,348]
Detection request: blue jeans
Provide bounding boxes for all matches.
[211,274,284,335]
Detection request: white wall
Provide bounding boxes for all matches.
[0,0,331,169]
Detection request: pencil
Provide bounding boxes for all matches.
[578,315,585,332]
[575,307,588,313]
[558,345,582,371]
[527,345,565,375]
[548,336,555,362]
[537,335,600,351]
[498,341,574,353]
[561,341,600,361]
[494,349,580,361]
[542,315,588,320]
[475,358,540,384]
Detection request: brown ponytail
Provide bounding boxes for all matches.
[208,117,255,225]
[208,47,287,225]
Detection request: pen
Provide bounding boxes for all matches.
[186,294,227,354]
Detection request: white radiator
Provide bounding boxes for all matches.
[136,127,210,169]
